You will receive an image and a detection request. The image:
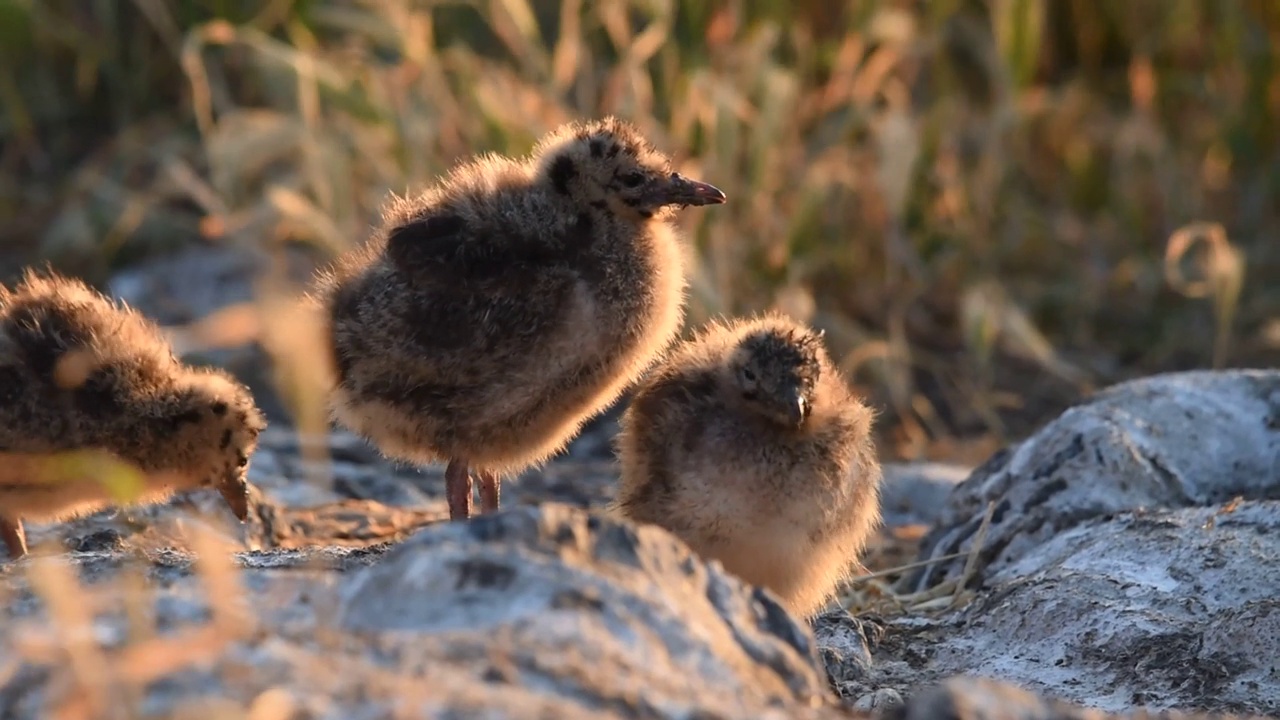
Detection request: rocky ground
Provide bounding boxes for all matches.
[0,247,1277,719]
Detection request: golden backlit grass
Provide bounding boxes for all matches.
[4,0,1278,460]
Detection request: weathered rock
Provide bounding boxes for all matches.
[3,493,1279,719]
[812,609,880,704]
[0,504,848,719]
[911,370,1280,590]
[339,503,837,717]
[824,501,1280,716]
[815,370,1280,718]
[888,676,1274,720]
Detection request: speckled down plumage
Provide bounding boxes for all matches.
[614,312,882,617]
[312,116,725,519]
[0,270,264,558]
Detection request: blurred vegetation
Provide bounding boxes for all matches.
[1,0,1278,462]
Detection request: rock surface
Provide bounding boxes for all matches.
[819,501,1280,716]
[910,370,1280,590]
[813,370,1280,718]
[888,677,1275,720]
[0,505,844,719]
[338,504,835,718]
[3,501,1274,720]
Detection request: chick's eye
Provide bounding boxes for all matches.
[742,368,757,382]
[621,172,645,188]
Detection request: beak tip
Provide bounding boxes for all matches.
[793,398,809,427]
[217,482,251,522]
[670,174,727,207]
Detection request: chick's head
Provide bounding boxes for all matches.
[535,116,725,222]
[166,369,265,521]
[725,326,825,428]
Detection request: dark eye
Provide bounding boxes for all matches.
[742,368,756,382]
[621,172,645,188]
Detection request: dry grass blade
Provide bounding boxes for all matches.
[114,626,237,687]
[551,0,585,92]
[839,500,997,616]
[992,0,1046,89]
[119,562,158,649]
[179,20,235,139]
[246,688,299,720]
[23,556,116,718]
[962,282,1089,387]
[0,449,175,506]
[489,0,549,79]
[267,186,350,256]
[97,520,249,691]
[163,158,231,217]
[186,519,252,634]
[627,11,671,67]
[253,282,335,492]
[127,0,183,57]
[946,499,996,610]
[1164,221,1246,369]
[162,302,262,356]
[845,550,972,584]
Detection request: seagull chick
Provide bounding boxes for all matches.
[314,117,726,521]
[0,270,266,560]
[613,313,882,618]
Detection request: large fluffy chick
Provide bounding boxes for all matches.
[313,116,726,520]
[0,271,265,559]
[614,313,882,618]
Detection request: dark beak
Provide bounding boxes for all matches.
[661,173,727,207]
[786,391,809,427]
[217,476,250,522]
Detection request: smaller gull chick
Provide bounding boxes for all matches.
[614,313,882,618]
[0,271,266,560]
[315,117,726,521]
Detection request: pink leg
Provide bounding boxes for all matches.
[445,458,473,521]
[1,516,27,560]
[478,470,500,514]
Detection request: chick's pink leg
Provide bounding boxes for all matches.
[478,470,500,514]
[1,516,28,560]
[445,458,473,521]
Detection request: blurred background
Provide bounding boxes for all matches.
[1,0,1277,466]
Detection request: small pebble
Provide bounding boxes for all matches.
[853,687,904,713]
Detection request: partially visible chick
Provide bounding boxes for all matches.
[314,116,726,521]
[0,271,266,560]
[614,313,882,618]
